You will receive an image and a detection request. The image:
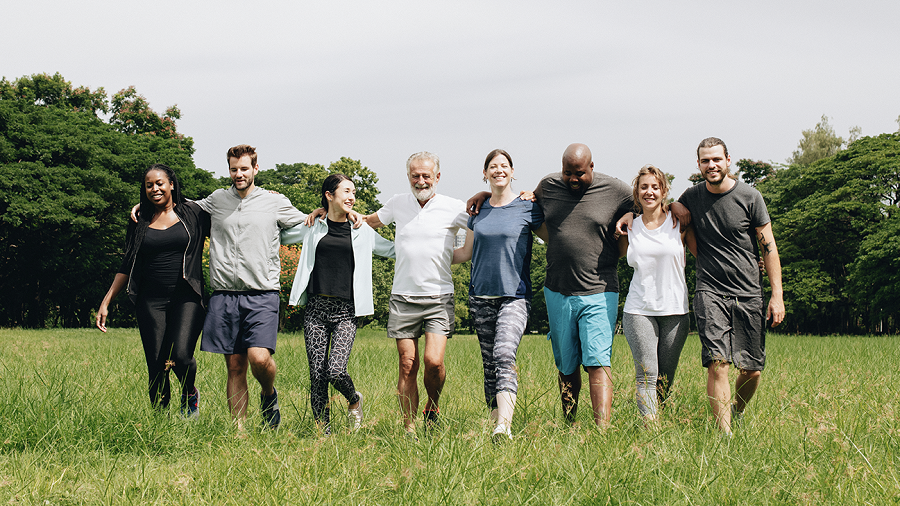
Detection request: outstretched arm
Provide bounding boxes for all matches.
[755,222,784,327]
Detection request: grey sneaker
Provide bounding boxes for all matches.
[260,388,281,430]
[348,392,364,432]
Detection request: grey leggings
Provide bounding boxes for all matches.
[304,295,360,425]
[469,297,530,409]
[622,312,690,417]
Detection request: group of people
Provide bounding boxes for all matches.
[97,137,784,439]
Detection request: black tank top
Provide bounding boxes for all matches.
[309,219,354,300]
[140,224,189,296]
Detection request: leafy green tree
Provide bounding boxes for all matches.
[758,132,900,333]
[526,241,549,334]
[0,73,217,327]
[0,72,108,116]
[735,159,774,187]
[109,86,194,154]
[787,114,845,166]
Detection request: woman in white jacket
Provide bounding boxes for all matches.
[281,174,394,434]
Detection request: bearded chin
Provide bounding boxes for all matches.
[413,186,434,202]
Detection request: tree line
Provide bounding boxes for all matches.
[1,73,897,334]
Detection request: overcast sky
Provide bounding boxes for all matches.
[5,0,899,201]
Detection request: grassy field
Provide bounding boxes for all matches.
[0,327,897,505]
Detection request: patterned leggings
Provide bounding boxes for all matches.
[304,295,360,424]
[469,296,530,409]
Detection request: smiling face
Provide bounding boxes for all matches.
[326,179,356,216]
[229,154,259,193]
[561,156,593,195]
[698,145,732,189]
[636,173,665,214]
[484,154,514,190]
[144,169,174,209]
[408,158,439,202]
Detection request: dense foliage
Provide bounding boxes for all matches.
[0,73,219,328]
[2,73,898,334]
[758,132,900,333]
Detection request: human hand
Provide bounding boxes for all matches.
[348,210,363,229]
[96,306,109,332]
[130,204,140,223]
[767,296,785,327]
[304,208,326,227]
[466,191,491,216]
[615,214,634,236]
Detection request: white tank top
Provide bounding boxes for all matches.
[623,212,689,316]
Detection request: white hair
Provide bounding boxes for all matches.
[406,151,440,175]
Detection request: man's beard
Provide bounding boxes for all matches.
[412,185,434,202]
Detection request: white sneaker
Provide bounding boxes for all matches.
[491,423,512,444]
[348,392,364,432]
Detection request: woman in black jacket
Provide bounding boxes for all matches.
[97,164,211,416]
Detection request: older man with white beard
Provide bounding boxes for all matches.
[364,152,468,438]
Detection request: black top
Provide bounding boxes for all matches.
[139,224,190,296]
[309,218,354,300]
[119,201,211,305]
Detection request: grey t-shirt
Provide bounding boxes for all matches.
[678,180,770,297]
[537,172,633,296]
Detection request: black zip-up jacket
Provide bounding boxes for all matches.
[117,202,211,305]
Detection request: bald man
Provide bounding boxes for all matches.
[468,143,633,426]
[536,143,633,426]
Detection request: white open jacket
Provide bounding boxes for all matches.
[281,219,395,316]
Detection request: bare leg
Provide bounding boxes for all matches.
[587,366,613,426]
[558,370,581,423]
[707,360,732,433]
[247,347,277,396]
[396,338,420,432]
[422,332,447,413]
[225,353,249,423]
[734,369,761,413]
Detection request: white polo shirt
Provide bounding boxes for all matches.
[377,192,468,296]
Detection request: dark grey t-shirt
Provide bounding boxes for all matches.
[678,180,770,297]
[537,172,633,296]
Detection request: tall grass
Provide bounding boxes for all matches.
[0,328,898,504]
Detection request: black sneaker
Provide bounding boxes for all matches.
[260,388,281,430]
[423,409,440,435]
[180,387,200,419]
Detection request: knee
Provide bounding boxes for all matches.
[398,355,419,377]
[707,361,730,380]
[423,353,444,374]
[226,357,249,377]
[739,369,761,381]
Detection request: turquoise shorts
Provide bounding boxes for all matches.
[544,288,618,374]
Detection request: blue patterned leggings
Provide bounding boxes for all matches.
[304,295,360,424]
[469,296,530,409]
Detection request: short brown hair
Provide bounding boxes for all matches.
[227,144,257,168]
[483,149,513,171]
[696,137,728,160]
[631,164,670,213]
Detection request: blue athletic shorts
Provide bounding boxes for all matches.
[544,288,618,374]
[200,291,280,355]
